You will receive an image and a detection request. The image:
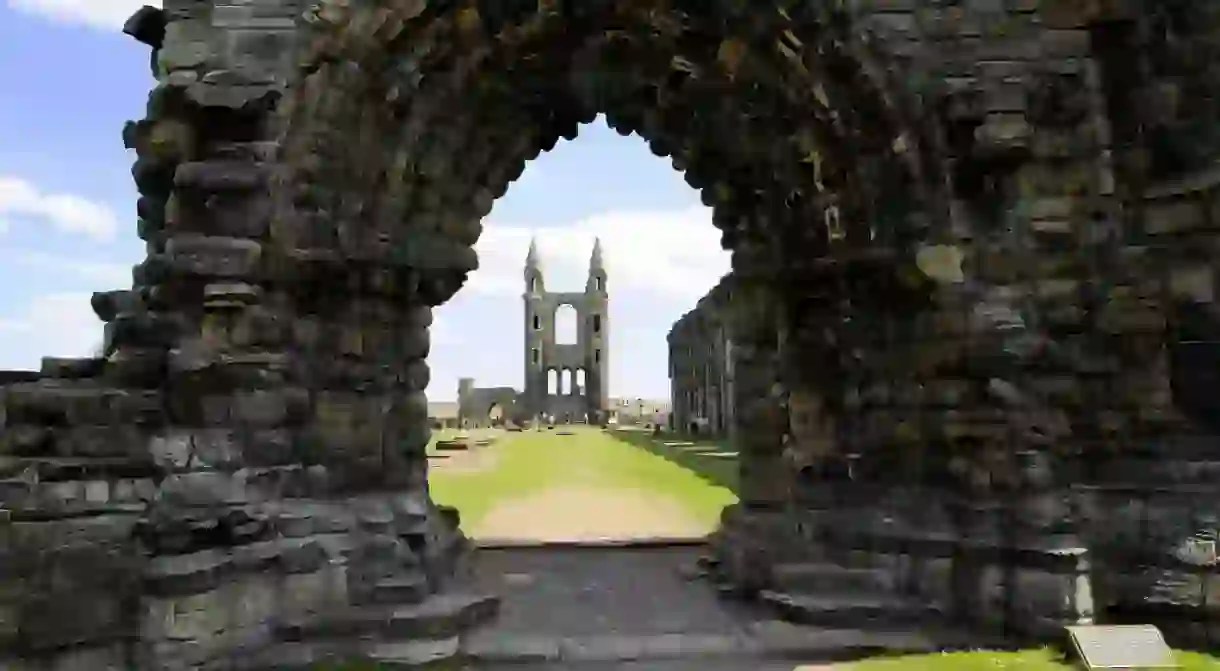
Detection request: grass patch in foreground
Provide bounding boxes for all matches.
[845,647,1220,670]
[312,646,1220,670]
[427,426,736,531]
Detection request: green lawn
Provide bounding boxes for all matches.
[427,426,738,531]
[846,648,1220,670]
[605,427,740,493]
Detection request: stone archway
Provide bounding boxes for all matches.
[7,0,1220,668]
[486,402,503,425]
[275,0,968,651]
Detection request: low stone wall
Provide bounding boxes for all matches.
[1080,482,1220,646]
[0,369,493,670]
[712,472,1220,647]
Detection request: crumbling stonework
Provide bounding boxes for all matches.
[4,0,1220,667]
[453,237,608,427]
[457,379,518,428]
[522,238,609,424]
[668,273,738,439]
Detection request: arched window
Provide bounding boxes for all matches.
[548,369,558,394]
[592,314,602,333]
[533,314,541,330]
[531,348,539,364]
[576,368,586,394]
[555,305,577,344]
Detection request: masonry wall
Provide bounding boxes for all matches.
[668,274,737,439]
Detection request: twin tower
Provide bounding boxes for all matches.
[521,237,609,424]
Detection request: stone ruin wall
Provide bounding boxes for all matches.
[710,4,1220,647]
[2,0,1220,667]
[456,381,520,428]
[668,273,738,439]
[0,2,494,668]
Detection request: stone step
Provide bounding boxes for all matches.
[245,624,943,670]
[362,636,462,668]
[460,623,944,666]
[274,591,499,643]
[760,590,941,629]
[236,637,463,670]
[770,561,893,594]
[369,574,432,605]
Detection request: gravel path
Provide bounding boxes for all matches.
[468,485,713,541]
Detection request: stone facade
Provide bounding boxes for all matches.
[522,238,610,424]
[669,273,737,439]
[427,400,459,429]
[456,379,518,428]
[452,237,609,427]
[4,0,1220,667]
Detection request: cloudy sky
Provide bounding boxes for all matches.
[0,1,730,401]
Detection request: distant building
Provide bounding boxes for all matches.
[608,397,671,426]
[454,237,610,427]
[427,401,460,430]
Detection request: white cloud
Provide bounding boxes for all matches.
[468,205,731,303]
[0,293,103,370]
[430,316,446,342]
[2,249,131,285]
[0,176,119,241]
[6,0,159,30]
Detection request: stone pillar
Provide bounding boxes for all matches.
[0,6,500,667]
[729,284,787,509]
[132,145,488,667]
[777,278,842,486]
[705,277,791,594]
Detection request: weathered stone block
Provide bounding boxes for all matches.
[230,389,289,427]
[165,235,262,278]
[157,19,214,72]
[20,590,131,650]
[1146,198,1206,234]
[55,425,147,459]
[145,549,231,598]
[149,431,195,471]
[157,471,252,507]
[36,644,130,671]
[240,429,294,468]
[174,161,268,192]
[0,425,53,457]
[278,569,337,619]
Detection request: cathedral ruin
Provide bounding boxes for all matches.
[456,238,609,426]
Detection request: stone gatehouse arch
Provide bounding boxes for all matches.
[6,0,1220,668]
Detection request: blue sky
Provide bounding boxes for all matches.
[0,1,730,401]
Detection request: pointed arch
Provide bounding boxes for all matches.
[277,2,951,308]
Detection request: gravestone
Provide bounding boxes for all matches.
[1065,625,1177,669]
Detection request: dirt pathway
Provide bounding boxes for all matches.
[468,485,712,541]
